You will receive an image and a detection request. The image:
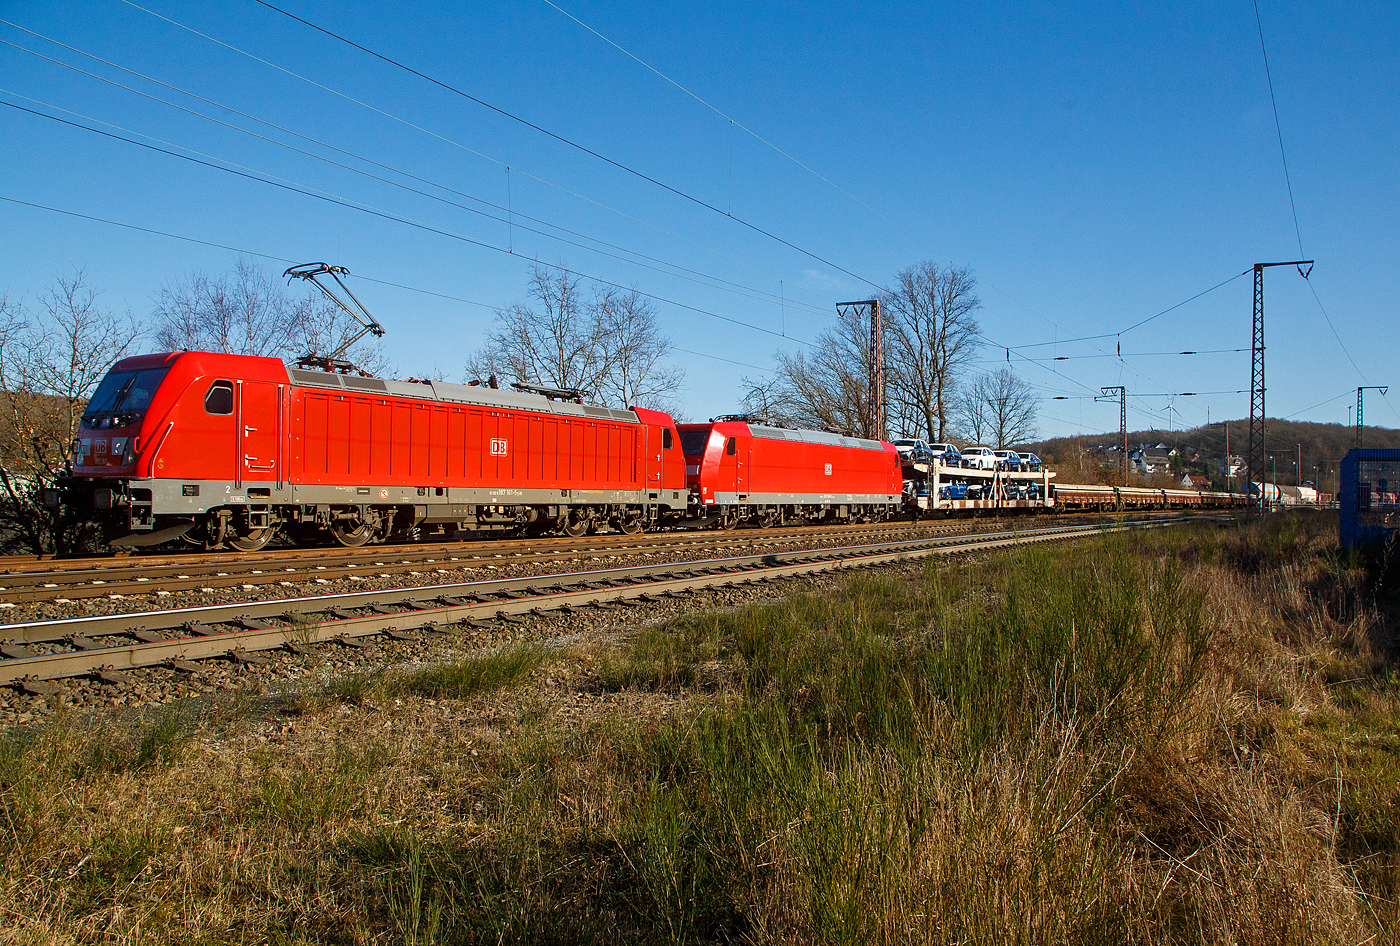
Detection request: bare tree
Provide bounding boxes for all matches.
[153,258,388,374]
[594,286,684,411]
[749,307,874,435]
[467,264,685,410]
[0,271,141,552]
[154,259,294,356]
[738,373,801,425]
[955,380,993,445]
[881,261,981,442]
[956,368,1038,448]
[466,265,603,394]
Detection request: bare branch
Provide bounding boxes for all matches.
[880,261,981,441]
[956,368,1039,447]
[466,263,684,410]
[152,258,389,374]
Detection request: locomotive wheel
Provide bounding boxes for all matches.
[228,526,276,552]
[330,521,374,547]
[181,516,227,551]
[560,511,591,537]
[615,515,644,535]
[719,510,740,531]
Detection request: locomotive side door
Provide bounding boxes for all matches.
[237,381,283,485]
[735,438,749,498]
[644,425,664,493]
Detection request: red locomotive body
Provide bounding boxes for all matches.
[62,352,687,548]
[678,420,901,527]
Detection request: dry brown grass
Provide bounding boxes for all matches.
[1,513,1397,944]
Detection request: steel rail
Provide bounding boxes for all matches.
[0,521,979,603]
[0,518,1189,685]
[0,507,1193,578]
[0,519,1140,644]
[0,518,943,576]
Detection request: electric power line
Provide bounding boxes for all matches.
[0,193,774,376]
[0,22,836,318]
[0,99,813,348]
[1253,0,1305,258]
[134,0,884,292]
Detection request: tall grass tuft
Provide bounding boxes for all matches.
[364,537,1230,942]
[390,642,546,700]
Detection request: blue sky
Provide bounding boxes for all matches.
[1,0,1395,436]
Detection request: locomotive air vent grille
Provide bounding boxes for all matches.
[341,376,388,392]
[583,406,634,421]
[289,369,343,388]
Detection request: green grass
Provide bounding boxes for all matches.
[331,536,1219,943]
[389,642,548,700]
[6,515,1397,944]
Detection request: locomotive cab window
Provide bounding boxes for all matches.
[663,429,673,450]
[204,381,234,415]
[726,437,736,456]
[679,429,709,456]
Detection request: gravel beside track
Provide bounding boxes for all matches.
[0,517,1096,623]
[0,516,1197,725]
[0,520,954,603]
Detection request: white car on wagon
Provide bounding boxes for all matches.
[960,446,999,470]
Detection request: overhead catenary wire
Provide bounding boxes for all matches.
[0,24,835,319]
[969,348,1247,367]
[0,97,814,348]
[133,0,885,293]
[1248,8,1386,422]
[534,0,1102,344]
[0,88,1222,433]
[1253,0,1305,259]
[1281,389,1353,421]
[1007,269,1251,351]
[0,20,841,314]
[0,193,774,376]
[5,11,1360,439]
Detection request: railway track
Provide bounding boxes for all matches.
[0,512,1191,604]
[0,517,1190,690]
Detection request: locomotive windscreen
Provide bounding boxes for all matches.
[82,368,169,429]
[679,429,711,456]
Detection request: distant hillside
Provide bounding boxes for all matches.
[1022,419,1400,492]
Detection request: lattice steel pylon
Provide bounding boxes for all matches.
[1097,387,1127,484]
[1248,261,1312,512]
[837,299,884,440]
[1358,387,1389,448]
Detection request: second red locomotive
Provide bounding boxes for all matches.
[679,419,901,528]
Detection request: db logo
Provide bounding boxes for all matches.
[490,438,509,457]
[824,463,833,475]
[379,488,389,499]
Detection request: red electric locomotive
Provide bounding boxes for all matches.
[60,351,688,549]
[678,418,902,528]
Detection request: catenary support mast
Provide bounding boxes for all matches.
[1248,261,1312,512]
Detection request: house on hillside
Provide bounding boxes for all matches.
[1130,446,1176,475]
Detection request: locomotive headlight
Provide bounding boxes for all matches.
[112,437,129,461]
